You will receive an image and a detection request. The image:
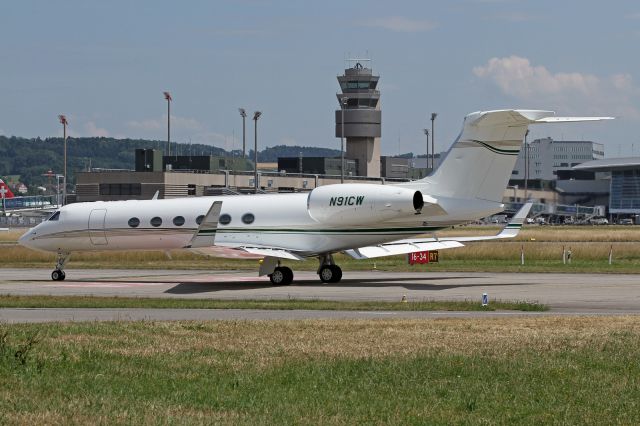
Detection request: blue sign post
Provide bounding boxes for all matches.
[482,292,489,307]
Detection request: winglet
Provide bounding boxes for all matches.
[152,190,160,200]
[184,201,222,248]
[496,202,533,238]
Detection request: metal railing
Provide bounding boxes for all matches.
[1,195,58,211]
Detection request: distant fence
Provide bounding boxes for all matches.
[1,195,57,211]
[0,215,48,227]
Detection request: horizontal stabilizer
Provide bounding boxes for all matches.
[534,116,614,123]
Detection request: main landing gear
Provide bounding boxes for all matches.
[269,266,294,285]
[317,254,342,283]
[51,252,70,281]
[263,254,343,285]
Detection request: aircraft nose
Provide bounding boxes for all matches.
[18,229,36,250]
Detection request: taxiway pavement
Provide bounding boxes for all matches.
[0,268,638,313]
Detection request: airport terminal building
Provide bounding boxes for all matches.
[574,158,640,215]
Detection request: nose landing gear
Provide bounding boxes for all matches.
[51,252,70,281]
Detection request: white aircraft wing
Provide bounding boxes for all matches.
[238,246,306,261]
[534,116,614,123]
[344,203,532,260]
[184,200,222,248]
[344,240,464,260]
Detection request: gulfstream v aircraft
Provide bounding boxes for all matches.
[19,110,611,284]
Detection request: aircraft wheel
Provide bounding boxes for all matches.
[51,270,65,281]
[281,267,294,285]
[330,265,342,283]
[270,267,293,285]
[319,265,341,283]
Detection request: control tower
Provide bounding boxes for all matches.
[335,60,381,177]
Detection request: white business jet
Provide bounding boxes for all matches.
[19,109,611,283]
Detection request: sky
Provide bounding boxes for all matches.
[1,0,639,157]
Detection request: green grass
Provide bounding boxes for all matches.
[0,295,547,311]
[1,317,640,424]
[5,226,640,273]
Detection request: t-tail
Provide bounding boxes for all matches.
[419,110,612,203]
[0,179,14,199]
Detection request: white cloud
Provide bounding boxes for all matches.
[0,129,5,136]
[127,115,204,132]
[127,118,163,132]
[84,121,110,137]
[473,55,640,119]
[360,16,437,33]
[625,12,640,19]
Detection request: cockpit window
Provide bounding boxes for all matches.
[48,211,61,221]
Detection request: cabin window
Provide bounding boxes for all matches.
[241,213,255,224]
[48,211,60,221]
[219,214,231,225]
[173,216,185,226]
[128,217,140,228]
[150,217,162,227]
[196,215,204,225]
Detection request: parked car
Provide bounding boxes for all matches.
[589,217,609,225]
[619,218,634,225]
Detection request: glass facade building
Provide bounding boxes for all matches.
[610,170,640,212]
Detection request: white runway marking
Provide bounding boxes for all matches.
[44,282,167,288]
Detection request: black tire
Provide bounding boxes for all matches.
[51,270,63,281]
[269,267,289,285]
[59,271,66,281]
[281,267,294,285]
[319,265,334,283]
[330,265,342,283]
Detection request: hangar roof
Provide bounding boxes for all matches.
[573,157,640,172]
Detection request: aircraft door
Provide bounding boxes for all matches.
[88,209,108,245]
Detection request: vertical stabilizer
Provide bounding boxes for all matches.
[418,110,612,203]
[0,179,15,199]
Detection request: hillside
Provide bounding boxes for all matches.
[0,136,341,191]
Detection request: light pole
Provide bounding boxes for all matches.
[163,91,172,157]
[423,128,430,170]
[524,129,529,201]
[239,108,247,158]
[340,96,348,183]
[253,111,262,193]
[56,174,64,207]
[430,113,437,169]
[58,115,68,205]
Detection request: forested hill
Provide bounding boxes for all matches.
[0,136,341,189]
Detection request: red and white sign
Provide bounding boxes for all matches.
[408,250,439,265]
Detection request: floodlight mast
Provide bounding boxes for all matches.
[430,113,437,169]
[239,108,247,158]
[253,111,262,193]
[524,129,530,201]
[164,92,172,157]
[58,115,68,206]
[423,128,430,168]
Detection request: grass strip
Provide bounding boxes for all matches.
[0,295,547,311]
[1,317,639,424]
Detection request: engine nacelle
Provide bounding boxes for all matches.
[307,184,424,225]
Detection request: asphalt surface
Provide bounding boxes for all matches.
[1,268,639,322]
